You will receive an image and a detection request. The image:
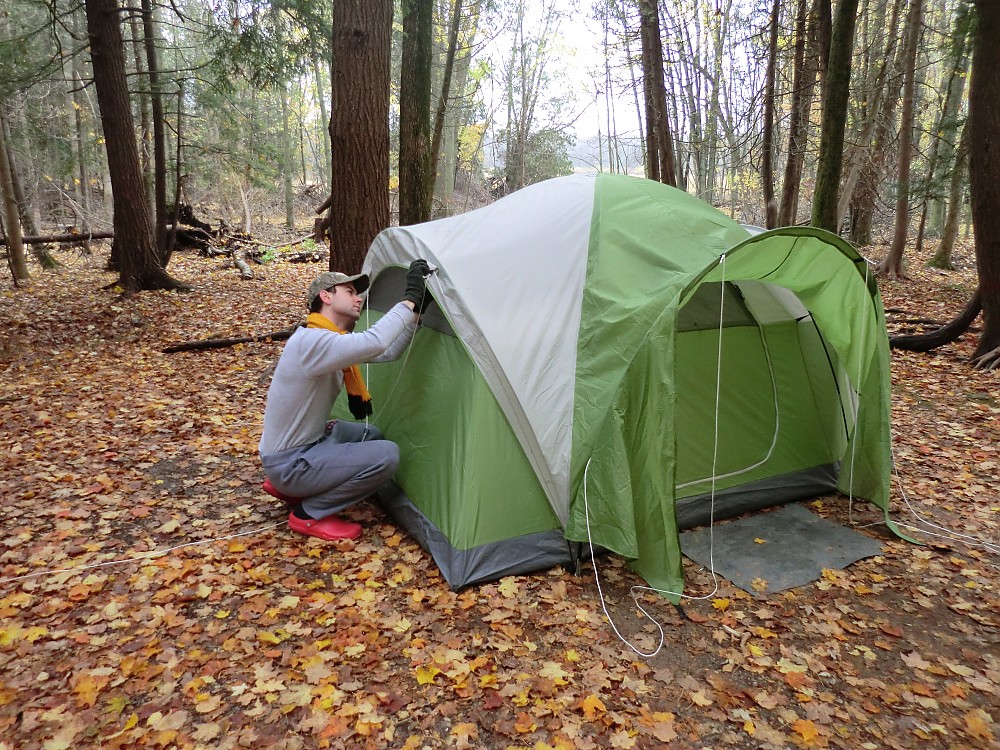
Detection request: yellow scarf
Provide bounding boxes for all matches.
[306,313,373,419]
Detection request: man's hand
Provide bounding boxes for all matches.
[403,259,431,308]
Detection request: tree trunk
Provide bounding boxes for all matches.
[639,0,659,183]
[329,0,393,272]
[811,0,859,232]
[761,0,781,228]
[399,0,434,225]
[836,0,904,233]
[879,0,923,280]
[927,122,969,270]
[140,0,168,260]
[429,0,463,201]
[84,0,186,292]
[925,3,972,238]
[0,108,29,283]
[968,0,1000,367]
[1,107,57,269]
[128,12,152,206]
[311,50,332,193]
[282,88,295,230]
[778,0,814,226]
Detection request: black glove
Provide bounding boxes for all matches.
[403,259,431,307]
[419,290,435,314]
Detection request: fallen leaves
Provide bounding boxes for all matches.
[0,246,997,748]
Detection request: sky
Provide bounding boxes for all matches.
[476,1,643,142]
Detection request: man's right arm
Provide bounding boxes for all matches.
[298,304,413,375]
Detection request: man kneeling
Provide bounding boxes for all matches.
[258,260,431,540]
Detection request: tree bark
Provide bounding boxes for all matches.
[761,0,781,228]
[140,0,168,259]
[0,107,58,269]
[0,107,29,283]
[778,0,815,226]
[968,0,1000,366]
[429,0,463,200]
[926,122,969,271]
[811,0,859,232]
[879,0,923,280]
[329,0,393,272]
[398,0,434,225]
[638,0,676,186]
[84,0,187,292]
[896,1,1000,369]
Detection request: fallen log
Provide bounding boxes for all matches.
[0,232,114,245]
[162,324,301,353]
[233,247,254,279]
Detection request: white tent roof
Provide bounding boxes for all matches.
[364,174,599,523]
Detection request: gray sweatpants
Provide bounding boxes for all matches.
[261,420,400,519]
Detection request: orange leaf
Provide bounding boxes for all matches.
[792,718,819,744]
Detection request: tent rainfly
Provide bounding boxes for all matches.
[343,173,894,595]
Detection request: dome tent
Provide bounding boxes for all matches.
[343,173,893,594]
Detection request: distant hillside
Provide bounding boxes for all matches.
[569,133,645,176]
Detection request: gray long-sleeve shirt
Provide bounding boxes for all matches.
[258,303,417,456]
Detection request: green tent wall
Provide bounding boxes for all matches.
[339,174,892,594]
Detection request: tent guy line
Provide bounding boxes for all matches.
[584,257,730,659]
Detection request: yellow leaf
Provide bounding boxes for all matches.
[792,719,819,743]
[450,722,479,749]
[0,626,21,647]
[415,665,441,685]
[259,630,289,645]
[215,610,230,619]
[754,538,767,544]
[106,695,129,716]
[580,694,606,720]
[538,662,571,685]
[964,709,994,741]
[712,598,731,611]
[73,673,109,708]
[498,577,519,598]
[690,690,713,706]
[393,617,412,633]
[565,649,581,662]
[748,643,764,657]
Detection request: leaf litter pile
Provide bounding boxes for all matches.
[1,242,997,750]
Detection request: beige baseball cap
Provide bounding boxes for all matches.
[307,271,370,307]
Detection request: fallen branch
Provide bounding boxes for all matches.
[162,324,301,353]
[228,233,314,249]
[0,232,114,246]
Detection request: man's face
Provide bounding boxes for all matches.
[327,282,363,322]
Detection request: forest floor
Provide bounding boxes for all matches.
[0,237,997,750]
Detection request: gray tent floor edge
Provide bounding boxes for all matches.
[375,482,576,591]
[675,463,839,529]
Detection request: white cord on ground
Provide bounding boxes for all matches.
[847,260,998,562]
[0,521,285,586]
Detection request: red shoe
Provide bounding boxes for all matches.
[263,477,300,505]
[288,512,362,541]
